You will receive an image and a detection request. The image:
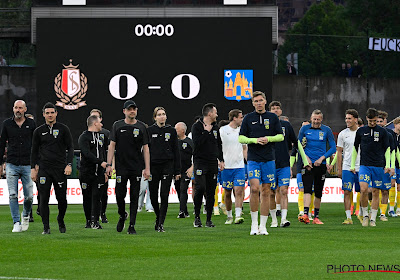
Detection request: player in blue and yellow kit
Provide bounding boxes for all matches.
[239,91,284,235]
[351,108,392,227]
[297,109,336,225]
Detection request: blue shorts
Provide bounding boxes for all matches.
[342,170,360,192]
[217,170,222,185]
[273,167,291,190]
[221,168,246,190]
[382,172,393,190]
[296,173,303,190]
[396,168,400,184]
[359,165,384,189]
[244,164,248,181]
[247,160,275,185]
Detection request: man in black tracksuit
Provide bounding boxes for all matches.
[147,107,180,232]
[30,102,74,234]
[78,115,108,229]
[175,122,194,218]
[90,109,110,224]
[106,100,150,234]
[192,103,224,228]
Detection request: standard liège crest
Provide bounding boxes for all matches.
[54,59,88,110]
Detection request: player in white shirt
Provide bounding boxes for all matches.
[220,109,247,224]
[330,109,360,224]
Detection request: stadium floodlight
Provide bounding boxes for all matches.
[63,0,86,5]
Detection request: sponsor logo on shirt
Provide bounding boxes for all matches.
[133,128,139,137]
[264,119,269,129]
[42,132,48,136]
[165,133,171,141]
[152,134,158,138]
[53,129,59,138]
[251,121,257,125]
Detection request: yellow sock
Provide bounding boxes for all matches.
[381,203,388,215]
[379,191,382,210]
[298,191,304,213]
[397,192,400,208]
[389,187,396,207]
[356,192,360,212]
[310,193,315,213]
[214,185,219,207]
[221,189,225,205]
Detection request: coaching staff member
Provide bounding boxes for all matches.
[192,103,224,228]
[31,102,73,234]
[78,115,108,229]
[106,100,150,234]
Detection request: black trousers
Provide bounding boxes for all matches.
[99,181,109,215]
[302,164,327,199]
[174,174,191,214]
[80,173,106,222]
[193,161,218,222]
[115,174,141,226]
[37,167,67,229]
[149,161,174,225]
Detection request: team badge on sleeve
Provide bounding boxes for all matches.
[53,129,59,138]
[264,119,269,129]
[40,177,46,184]
[133,129,139,137]
[165,133,171,141]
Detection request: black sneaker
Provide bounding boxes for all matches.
[184,212,190,218]
[177,212,185,218]
[57,216,66,233]
[29,211,34,222]
[193,217,202,228]
[36,209,41,216]
[276,210,282,217]
[205,220,215,228]
[101,213,109,223]
[91,221,103,229]
[42,227,50,235]
[158,224,165,232]
[85,220,91,228]
[127,225,136,234]
[116,216,126,232]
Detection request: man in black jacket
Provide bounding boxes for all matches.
[30,102,74,234]
[78,115,108,229]
[192,103,224,228]
[0,100,36,232]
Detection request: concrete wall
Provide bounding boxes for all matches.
[272,75,400,134]
[0,67,399,136]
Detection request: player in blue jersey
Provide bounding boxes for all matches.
[351,108,392,227]
[269,101,297,227]
[239,91,284,235]
[297,109,336,225]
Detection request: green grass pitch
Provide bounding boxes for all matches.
[0,203,399,280]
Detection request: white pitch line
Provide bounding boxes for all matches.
[0,277,62,280]
[148,86,161,90]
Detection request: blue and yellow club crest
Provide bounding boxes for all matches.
[319,131,324,140]
[182,142,187,149]
[133,128,139,137]
[40,177,46,184]
[165,133,171,141]
[196,169,202,176]
[81,183,87,189]
[282,126,286,136]
[264,119,269,129]
[53,129,59,138]
[213,130,218,139]
[116,176,122,183]
[99,134,104,140]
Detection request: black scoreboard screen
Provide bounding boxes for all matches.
[37,17,272,144]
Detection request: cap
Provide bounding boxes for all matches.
[123,100,137,109]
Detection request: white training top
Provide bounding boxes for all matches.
[337,127,360,171]
[219,124,244,169]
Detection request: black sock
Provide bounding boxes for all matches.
[314,208,320,218]
[304,207,309,216]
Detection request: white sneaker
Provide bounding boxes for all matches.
[12,222,22,233]
[203,208,207,215]
[21,215,29,231]
[137,207,142,212]
[258,226,269,235]
[250,225,259,235]
[396,208,400,215]
[280,219,291,227]
[270,221,278,228]
[214,206,220,216]
[225,217,234,225]
[147,209,154,213]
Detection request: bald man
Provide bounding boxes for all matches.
[0,100,36,232]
